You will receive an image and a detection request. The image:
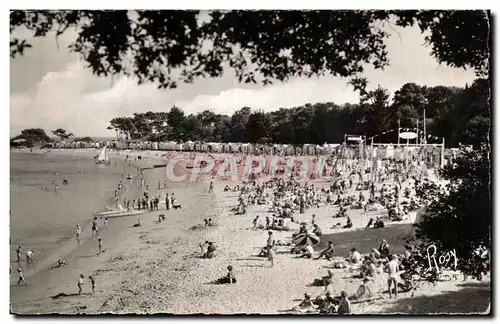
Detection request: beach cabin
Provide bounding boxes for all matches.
[185,141,195,151]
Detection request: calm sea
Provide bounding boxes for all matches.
[10,150,136,262]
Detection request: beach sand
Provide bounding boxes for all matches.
[10,148,491,314]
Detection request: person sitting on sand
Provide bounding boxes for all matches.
[337,291,351,315]
[266,231,275,247]
[89,275,96,294]
[350,278,372,301]
[203,242,216,259]
[172,198,182,209]
[292,293,316,313]
[378,239,391,258]
[216,265,237,284]
[317,293,337,314]
[343,216,353,229]
[313,270,334,289]
[50,258,67,269]
[133,218,142,227]
[299,244,314,259]
[315,241,335,260]
[385,255,400,299]
[312,224,323,237]
[373,217,385,229]
[348,248,362,264]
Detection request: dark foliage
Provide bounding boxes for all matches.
[11,128,51,146]
[408,144,491,280]
[52,128,74,141]
[10,10,490,91]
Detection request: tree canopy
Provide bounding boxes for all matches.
[52,128,74,141]
[410,143,491,280]
[11,128,51,146]
[10,10,490,91]
[108,79,489,148]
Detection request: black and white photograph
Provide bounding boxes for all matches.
[9,8,492,315]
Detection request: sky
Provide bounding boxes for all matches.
[10,14,478,138]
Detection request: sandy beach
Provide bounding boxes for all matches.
[10,148,490,315]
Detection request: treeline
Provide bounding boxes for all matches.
[108,78,488,148]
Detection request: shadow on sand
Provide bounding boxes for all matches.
[51,292,92,299]
[315,223,414,255]
[241,264,267,268]
[374,281,490,314]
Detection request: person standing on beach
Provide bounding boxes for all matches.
[268,245,275,267]
[208,181,214,194]
[386,255,399,298]
[386,255,400,299]
[165,193,170,210]
[104,218,108,229]
[266,231,275,247]
[89,275,96,294]
[76,224,81,243]
[91,218,99,239]
[16,245,21,263]
[17,268,28,285]
[77,274,84,294]
[97,238,103,255]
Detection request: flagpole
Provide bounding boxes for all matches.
[397,118,401,147]
[416,120,419,145]
[423,108,426,144]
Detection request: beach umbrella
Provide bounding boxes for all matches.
[293,232,320,246]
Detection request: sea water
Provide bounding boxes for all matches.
[10,150,136,265]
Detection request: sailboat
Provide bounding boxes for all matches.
[95,146,111,165]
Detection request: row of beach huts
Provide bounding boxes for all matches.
[52,140,449,161]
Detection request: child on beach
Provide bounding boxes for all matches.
[104,218,108,229]
[17,268,28,285]
[76,224,81,243]
[89,275,96,294]
[77,274,84,294]
[97,238,103,255]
